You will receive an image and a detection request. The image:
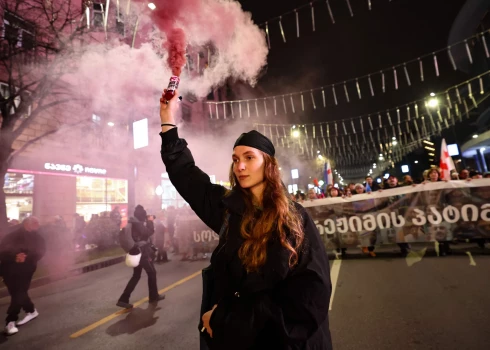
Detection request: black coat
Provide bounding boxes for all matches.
[0,227,46,276]
[160,128,333,350]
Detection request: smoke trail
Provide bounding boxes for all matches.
[166,28,187,77]
[137,0,268,94]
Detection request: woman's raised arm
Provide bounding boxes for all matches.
[159,90,226,234]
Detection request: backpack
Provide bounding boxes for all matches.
[119,222,134,253]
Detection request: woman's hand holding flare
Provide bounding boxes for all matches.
[160,88,179,133]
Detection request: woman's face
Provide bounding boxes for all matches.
[330,188,339,197]
[429,170,439,182]
[355,186,364,194]
[232,146,265,190]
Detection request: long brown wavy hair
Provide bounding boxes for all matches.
[229,152,305,273]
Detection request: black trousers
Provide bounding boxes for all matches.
[4,270,35,324]
[398,243,410,253]
[119,256,159,302]
[156,247,168,262]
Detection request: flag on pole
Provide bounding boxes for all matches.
[324,161,333,186]
[440,138,456,180]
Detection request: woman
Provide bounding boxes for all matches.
[159,91,332,350]
[353,183,365,195]
[426,168,441,182]
[328,186,341,198]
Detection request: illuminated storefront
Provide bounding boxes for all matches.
[76,176,128,222]
[4,172,34,221]
[6,156,129,226]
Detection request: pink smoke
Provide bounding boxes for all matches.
[135,0,267,93]
[140,0,235,47]
[165,28,187,77]
[68,0,267,123]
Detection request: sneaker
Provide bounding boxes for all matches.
[149,294,166,304]
[16,310,39,326]
[4,322,18,335]
[116,301,133,309]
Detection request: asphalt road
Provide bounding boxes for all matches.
[1,249,489,350]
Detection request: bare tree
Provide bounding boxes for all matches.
[0,0,93,229]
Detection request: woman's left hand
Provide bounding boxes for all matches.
[202,304,218,338]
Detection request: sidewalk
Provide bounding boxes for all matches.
[0,254,125,299]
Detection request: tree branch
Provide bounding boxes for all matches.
[11,97,75,140]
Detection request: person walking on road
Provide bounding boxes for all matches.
[117,205,165,309]
[159,90,333,350]
[0,217,45,336]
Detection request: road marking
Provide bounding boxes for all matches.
[466,251,477,266]
[69,270,202,339]
[405,247,427,267]
[329,259,342,311]
[434,241,440,257]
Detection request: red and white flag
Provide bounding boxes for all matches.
[440,138,456,180]
[324,161,333,185]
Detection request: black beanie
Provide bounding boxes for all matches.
[233,130,275,157]
[134,205,147,222]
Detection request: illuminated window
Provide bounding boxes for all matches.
[161,175,187,209]
[76,176,128,203]
[3,172,34,221]
[4,173,34,194]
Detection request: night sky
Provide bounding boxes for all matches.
[236,0,470,125]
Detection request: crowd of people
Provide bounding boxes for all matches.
[293,168,488,202]
[293,167,489,259]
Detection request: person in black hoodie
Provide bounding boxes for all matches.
[117,205,165,309]
[159,91,332,350]
[0,217,45,336]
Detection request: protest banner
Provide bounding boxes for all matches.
[172,180,490,255]
[302,179,490,250]
[175,210,219,256]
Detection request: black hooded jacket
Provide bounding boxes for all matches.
[0,226,46,276]
[160,128,333,350]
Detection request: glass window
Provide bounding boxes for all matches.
[6,196,32,221]
[76,176,128,203]
[106,179,128,203]
[76,204,128,223]
[4,172,34,194]
[161,174,187,209]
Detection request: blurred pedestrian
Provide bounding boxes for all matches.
[154,214,169,263]
[110,206,122,229]
[117,205,165,309]
[0,217,45,336]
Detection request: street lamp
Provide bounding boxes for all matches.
[427,98,439,108]
[292,130,300,138]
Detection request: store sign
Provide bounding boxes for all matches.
[44,163,107,175]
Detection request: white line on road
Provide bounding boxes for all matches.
[329,259,342,311]
[466,251,477,266]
